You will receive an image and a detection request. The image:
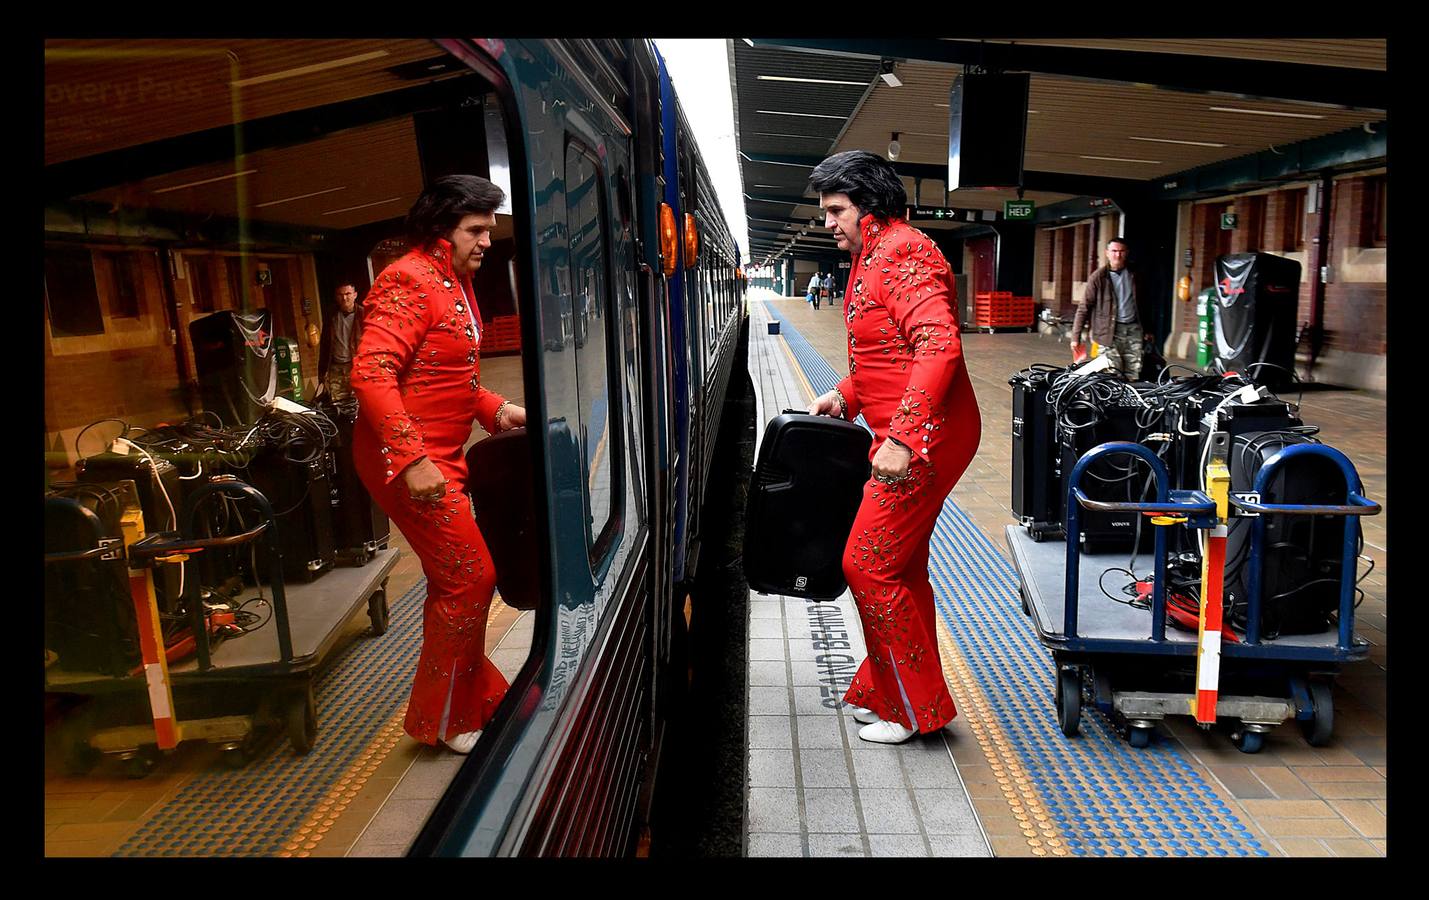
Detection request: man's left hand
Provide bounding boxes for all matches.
[501,404,527,430]
[872,438,912,483]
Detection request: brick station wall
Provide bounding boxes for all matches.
[1176,171,1386,388]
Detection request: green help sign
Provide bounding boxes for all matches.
[1004,200,1035,220]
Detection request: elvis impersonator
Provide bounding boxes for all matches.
[806,151,982,745]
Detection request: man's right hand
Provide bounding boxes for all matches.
[1071,342,1089,364]
[808,390,841,417]
[402,457,448,503]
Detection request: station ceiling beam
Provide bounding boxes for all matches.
[742,151,1143,200]
[745,39,1385,111]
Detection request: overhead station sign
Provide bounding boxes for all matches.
[909,206,999,222]
[1004,200,1035,220]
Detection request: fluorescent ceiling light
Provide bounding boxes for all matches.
[152,169,257,194]
[743,39,755,47]
[751,131,828,139]
[758,75,867,86]
[879,71,903,87]
[255,186,347,208]
[230,50,392,88]
[1080,155,1161,164]
[753,184,785,188]
[1128,136,1226,148]
[743,155,813,168]
[756,109,846,120]
[935,102,1037,113]
[1209,106,1324,120]
[323,196,404,215]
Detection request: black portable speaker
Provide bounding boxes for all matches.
[744,413,872,600]
[466,427,540,611]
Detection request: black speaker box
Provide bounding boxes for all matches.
[1010,370,1062,537]
[948,72,1030,190]
[466,427,539,611]
[189,309,278,427]
[1059,402,1157,556]
[76,451,190,616]
[1213,253,1301,390]
[1224,431,1347,637]
[44,484,141,676]
[325,402,390,560]
[244,447,336,583]
[744,413,872,600]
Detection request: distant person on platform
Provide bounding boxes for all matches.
[320,282,360,402]
[805,150,981,745]
[821,271,834,305]
[1070,238,1152,379]
[807,271,823,309]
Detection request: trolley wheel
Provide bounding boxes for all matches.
[1298,680,1334,746]
[123,748,159,779]
[1233,729,1264,754]
[286,684,317,755]
[1128,726,1153,749]
[64,740,101,776]
[1055,668,1082,737]
[367,588,390,636]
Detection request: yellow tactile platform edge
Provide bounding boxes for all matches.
[277,596,512,858]
[936,610,1067,856]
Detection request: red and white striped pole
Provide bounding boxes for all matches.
[121,508,180,751]
[1194,457,1231,725]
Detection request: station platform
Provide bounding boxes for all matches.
[743,291,1387,858]
[43,298,1387,858]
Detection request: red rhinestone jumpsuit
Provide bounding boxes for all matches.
[351,239,509,745]
[836,215,982,733]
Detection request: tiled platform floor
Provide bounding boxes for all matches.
[745,299,991,858]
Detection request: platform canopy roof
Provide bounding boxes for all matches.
[731,38,1387,266]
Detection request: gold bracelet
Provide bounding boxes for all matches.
[834,388,848,419]
[493,400,510,432]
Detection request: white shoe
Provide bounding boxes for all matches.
[441,730,481,754]
[858,720,917,745]
[851,706,880,724]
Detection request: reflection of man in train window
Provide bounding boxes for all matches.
[806,150,982,745]
[320,282,359,402]
[350,175,528,754]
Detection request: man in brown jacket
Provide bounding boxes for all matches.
[1070,238,1153,379]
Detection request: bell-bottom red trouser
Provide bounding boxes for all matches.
[842,445,973,733]
[357,444,509,745]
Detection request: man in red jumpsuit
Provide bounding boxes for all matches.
[352,175,527,754]
[807,151,982,744]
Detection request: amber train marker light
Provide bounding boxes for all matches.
[683,212,700,269]
[659,203,678,276]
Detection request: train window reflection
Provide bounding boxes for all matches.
[565,140,623,568]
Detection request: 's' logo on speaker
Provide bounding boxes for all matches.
[794,576,808,590]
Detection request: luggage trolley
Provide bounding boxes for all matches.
[1004,440,1379,752]
[45,477,399,776]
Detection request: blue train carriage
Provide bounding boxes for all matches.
[410,38,747,856]
[42,36,745,855]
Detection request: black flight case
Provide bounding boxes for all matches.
[744,412,871,601]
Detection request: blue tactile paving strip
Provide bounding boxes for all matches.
[114,578,429,857]
[763,302,1268,858]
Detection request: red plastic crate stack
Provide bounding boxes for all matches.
[482,315,522,354]
[974,292,1034,328]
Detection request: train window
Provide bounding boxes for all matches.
[565,139,623,568]
[44,245,105,338]
[46,38,529,457]
[103,252,143,319]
